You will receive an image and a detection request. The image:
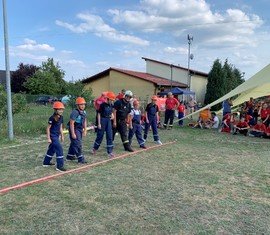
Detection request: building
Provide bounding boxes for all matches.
[142,57,208,104]
[82,67,187,101]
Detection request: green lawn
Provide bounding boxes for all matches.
[0,107,269,234]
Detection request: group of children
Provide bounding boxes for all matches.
[221,98,270,138]
[43,97,87,172]
[43,92,162,172]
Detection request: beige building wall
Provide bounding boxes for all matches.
[84,75,110,98]
[190,75,208,104]
[145,60,208,104]
[110,70,156,101]
[146,61,188,84]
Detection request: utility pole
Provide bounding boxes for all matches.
[170,64,173,90]
[2,0,14,140]
[187,34,193,91]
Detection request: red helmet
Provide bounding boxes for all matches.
[53,101,65,109]
[76,97,86,105]
[151,95,158,101]
[106,91,116,101]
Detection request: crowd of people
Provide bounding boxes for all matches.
[43,88,270,172]
[192,97,270,138]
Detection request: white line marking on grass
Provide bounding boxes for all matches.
[0,127,95,151]
[0,141,176,195]
[0,140,47,151]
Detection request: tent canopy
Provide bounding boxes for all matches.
[158,87,195,96]
[180,63,270,120]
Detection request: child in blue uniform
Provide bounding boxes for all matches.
[66,97,87,164]
[91,92,116,158]
[144,95,162,145]
[128,100,146,149]
[43,101,66,171]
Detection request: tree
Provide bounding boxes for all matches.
[24,58,67,95]
[204,59,226,110]
[11,63,39,93]
[223,59,244,94]
[204,59,245,110]
[65,81,93,108]
[41,58,66,94]
[23,70,60,95]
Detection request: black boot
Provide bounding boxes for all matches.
[124,143,134,152]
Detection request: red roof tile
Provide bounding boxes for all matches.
[82,67,188,88]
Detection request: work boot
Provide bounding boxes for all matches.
[124,143,134,152]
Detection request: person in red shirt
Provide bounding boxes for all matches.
[245,113,255,126]
[163,92,179,129]
[249,118,266,137]
[116,89,126,100]
[221,113,231,133]
[264,123,270,139]
[233,116,250,136]
[94,92,107,132]
[259,102,270,126]
[94,92,107,111]
[177,100,185,126]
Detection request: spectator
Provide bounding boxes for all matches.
[188,96,197,119]
[163,92,179,129]
[259,102,270,126]
[210,112,220,129]
[249,118,266,138]
[222,98,233,117]
[233,116,249,136]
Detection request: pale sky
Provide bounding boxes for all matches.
[1,0,269,81]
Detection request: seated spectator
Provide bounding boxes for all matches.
[245,112,255,126]
[221,113,231,133]
[264,123,270,139]
[193,108,211,129]
[233,116,250,136]
[249,118,266,137]
[259,102,270,126]
[210,112,219,129]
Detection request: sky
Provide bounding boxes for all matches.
[0,0,270,82]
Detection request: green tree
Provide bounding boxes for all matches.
[204,59,226,110]
[65,81,93,108]
[11,63,39,93]
[223,59,245,94]
[23,58,67,95]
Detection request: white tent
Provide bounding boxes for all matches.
[180,63,270,120]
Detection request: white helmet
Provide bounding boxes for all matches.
[125,90,133,97]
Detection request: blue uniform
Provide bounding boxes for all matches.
[144,103,160,141]
[128,109,145,147]
[93,102,114,154]
[43,114,64,168]
[67,109,87,163]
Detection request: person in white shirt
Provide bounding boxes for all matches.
[211,112,220,129]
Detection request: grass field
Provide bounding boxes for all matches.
[0,106,269,234]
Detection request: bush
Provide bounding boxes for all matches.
[0,85,29,120]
